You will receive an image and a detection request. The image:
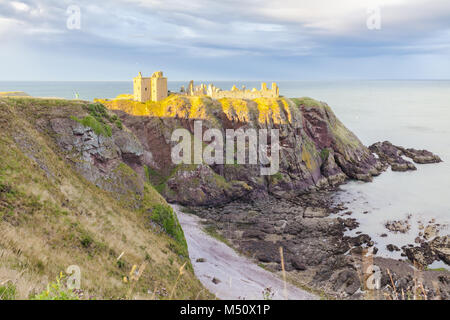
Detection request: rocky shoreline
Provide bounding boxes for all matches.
[187,186,449,299]
[183,143,448,299]
[174,205,317,300]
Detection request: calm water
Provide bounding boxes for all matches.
[2,80,449,265]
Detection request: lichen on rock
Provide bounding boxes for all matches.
[101,96,385,205]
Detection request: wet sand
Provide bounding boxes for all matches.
[173,205,317,300]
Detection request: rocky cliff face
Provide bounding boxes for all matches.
[48,114,146,202]
[0,97,211,299]
[99,95,384,206]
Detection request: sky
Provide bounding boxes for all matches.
[1,0,450,81]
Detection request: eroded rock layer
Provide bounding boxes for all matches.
[100,96,386,206]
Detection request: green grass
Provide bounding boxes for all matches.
[0,283,17,300]
[270,172,283,183]
[258,263,268,270]
[320,148,330,162]
[290,97,325,108]
[145,165,169,194]
[425,267,449,272]
[70,103,123,137]
[31,276,79,300]
[71,115,112,137]
[145,164,199,195]
[148,205,187,256]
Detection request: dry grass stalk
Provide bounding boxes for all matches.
[169,262,187,300]
[195,289,205,300]
[126,262,147,299]
[279,246,288,300]
[150,283,158,300]
[432,281,441,300]
[116,252,125,261]
[413,274,418,300]
[419,283,427,300]
[386,269,398,300]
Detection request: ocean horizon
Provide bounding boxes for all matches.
[2,79,450,101]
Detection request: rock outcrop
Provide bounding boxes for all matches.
[369,141,416,171]
[100,96,386,206]
[369,141,442,171]
[403,236,450,267]
[49,117,146,200]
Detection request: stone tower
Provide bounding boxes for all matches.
[133,72,151,102]
[133,71,168,102]
[150,71,168,102]
[271,83,279,97]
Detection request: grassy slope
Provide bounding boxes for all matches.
[0,97,213,300]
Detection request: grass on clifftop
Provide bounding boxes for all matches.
[291,96,362,151]
[290,97,327,108]
[0,92,30,97]
[70,103,123,137]
[98,94,294,125]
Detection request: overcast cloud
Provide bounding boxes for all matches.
[0,0,449,80]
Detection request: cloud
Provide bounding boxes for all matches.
[2,0,450,55]
[0,0,449,79]
[10,1,31,12]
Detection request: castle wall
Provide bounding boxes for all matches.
[209,88,278,99]
[188,82,280,100]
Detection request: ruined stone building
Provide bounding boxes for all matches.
[185,81,279,99]
[133,71,168,102]
[133,71,279,102]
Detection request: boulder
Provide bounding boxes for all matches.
[385,219,410,234]
[291,257,307,271]
[386,244,400,252]
[303,207,328,218]
[424,225,438,240]
[430,236,450,265]
[333,270,361,296]
[403,243,436,268]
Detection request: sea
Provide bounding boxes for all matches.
[1,80,449,267]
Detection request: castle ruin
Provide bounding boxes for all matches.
[132,71,280,102]
[133,71,168,102]
[186,80,279,99]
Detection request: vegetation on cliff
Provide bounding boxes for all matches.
[99,94,382,206]
[70,103,123,137]
[0,97,212,300]
[96,94,293,124]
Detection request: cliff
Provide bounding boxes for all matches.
[0,97,212,299]
[97,95,384,206]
